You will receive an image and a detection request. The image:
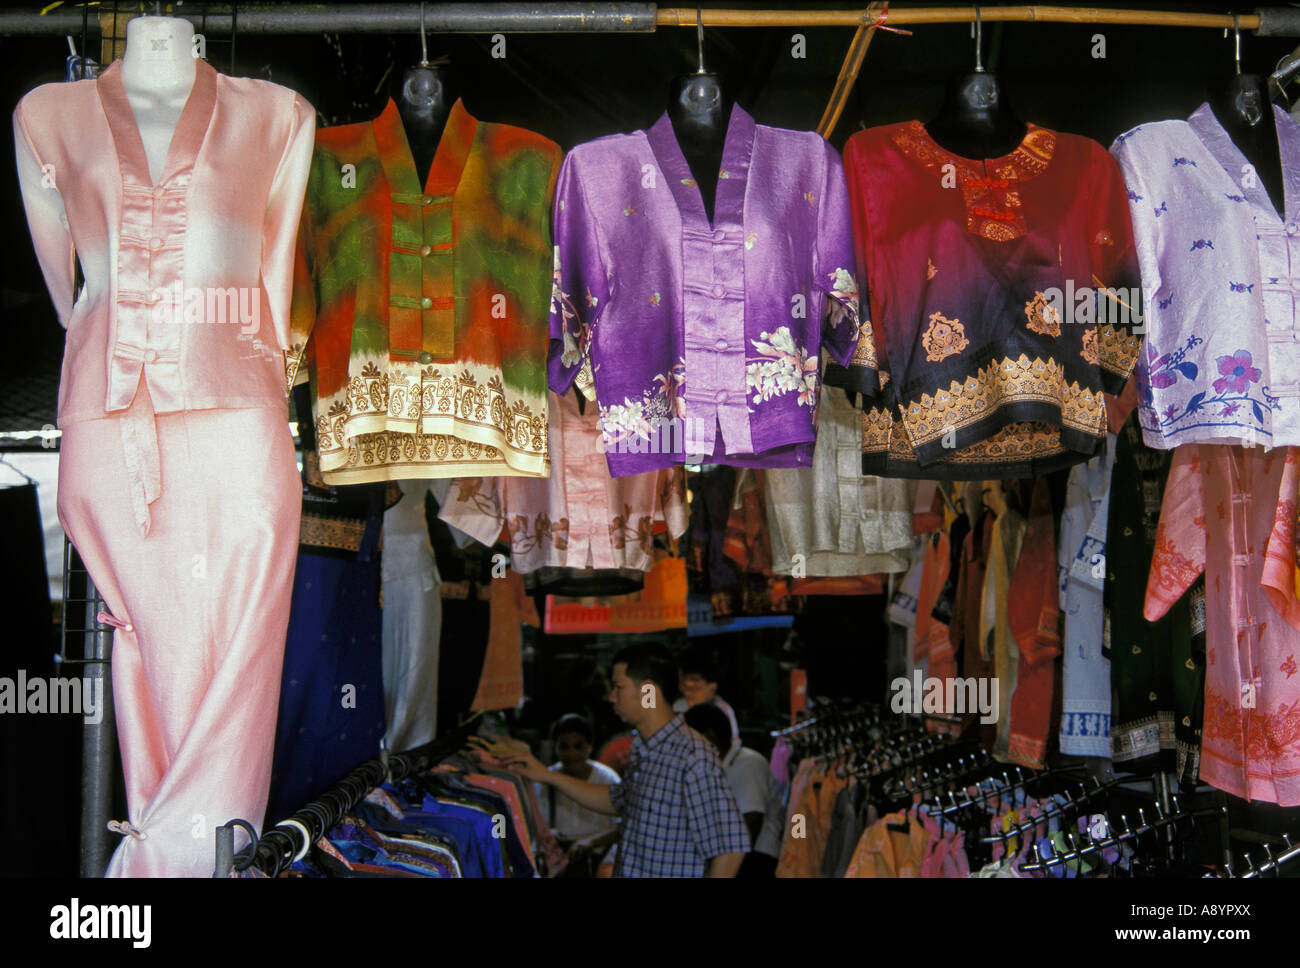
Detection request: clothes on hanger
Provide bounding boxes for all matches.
[841,121,1141,479]
[1114,104,1300,450]
[548,104,869,475]
[294,99,561,483]
[438,389,689,574]
[1144,444,1300,805]
[765,385,915,578]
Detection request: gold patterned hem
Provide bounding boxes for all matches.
[299,514,367,552]
[321,429,550,484]
[863,407,1067,468]
[899,353,1106,453]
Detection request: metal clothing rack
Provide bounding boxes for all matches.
[56,538,118,878]
[214,713,483,878]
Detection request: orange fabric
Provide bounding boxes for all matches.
[471,569,539,711]
[775,759,847,878]
[912,533,951,667]
[1005,478,1061,768]
[543,553,687,634]
[790,574,886,596]
[844,812,931,878]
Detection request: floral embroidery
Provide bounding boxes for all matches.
[926,258,937,280]
[597,358,686,449]
[1024,291,1062,337]
[828,268,859,316]
[1144,344,1280,431]
[745,327,818,407]
[1093,229,1114,246]
[745,231,758,250]
[718,169,731,179]
[681,178,696,187]
[623,206,636,216]
[1080,326,1099,365]
[551,247,591,371]
[509,511,570,553]
[1212,350,1262,394]
[921,312,969,362]
[649,292,661,306]
[610,504,656,555]
[1283,655,1297,679]
[803,191,815,205]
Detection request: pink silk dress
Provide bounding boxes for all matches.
[15,59,314,875]
[1144,445,1300,806]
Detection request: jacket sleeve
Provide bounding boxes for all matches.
[1143,446,1207,621]
[13,98,77,328]
[548,151,608,400]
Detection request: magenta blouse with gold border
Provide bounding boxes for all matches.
[548,104,871,477]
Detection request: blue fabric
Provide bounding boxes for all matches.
[266,550,387,823]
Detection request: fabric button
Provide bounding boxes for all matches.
[1131,644,1141,655]
[420,297,433,309]
[1288,222,1300,237]
[420,244,432,257]
[418,351,434,364]
[150,237,163,250]
[144,349,158,363]
[152,185,164,198]
[1148,691,1158,702]
[711,284,725,298]
[714,338,728,351]
[147,290,160,303]
[714,390,727,404]
[422,194,434,205]
[712,228,725,242]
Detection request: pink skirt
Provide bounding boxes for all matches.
[58,390,300,877]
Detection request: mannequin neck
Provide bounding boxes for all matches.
[396,65,454,186]
[925,71,1026,160]
[1209,73,1285,215]
[667,72,734,222]
[122,16,196,92]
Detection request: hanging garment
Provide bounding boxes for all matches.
[1057,443,1118,758]
[1112,104,1300,450]
[1144,445,1300,805]
[548,104,869,475]
[268,445,387,824]
[1006,477,1063,768]
[438,390,688,573]
[983,499,1026,757]
[469,568,539,712]
[382,479,442,753]
[16,59,313,877]
[294,99,561,483]
[840,121,1142,479]
[1107,413,1203,780]
[765,385,915,577]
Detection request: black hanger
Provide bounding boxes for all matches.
[1208,15,1285,218]
[395,3,457,187]
[666,8,735,225]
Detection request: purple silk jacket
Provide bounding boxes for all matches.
[548,104,874,477]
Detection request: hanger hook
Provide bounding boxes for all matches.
[973,5,984,73]
[419,1,429,67]
[1231,13,1242,76]
[696,7,707,75]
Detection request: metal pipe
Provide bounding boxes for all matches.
[77,575,115,878]
[0,5,1290,37]
[0,4,658,36]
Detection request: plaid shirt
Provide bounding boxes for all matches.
[608,715,750,877]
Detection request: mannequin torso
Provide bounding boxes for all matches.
[925,72,1027,161]
[120,17,197,185]
[1208,73,1285,217]
[667,72,733,225]
[396,64,453,187]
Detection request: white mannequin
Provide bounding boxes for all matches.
[13,15,199,320]
[120,16,196,184]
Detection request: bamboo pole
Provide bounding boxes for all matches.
[658,7,1261,30]
[816,3,884,137]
